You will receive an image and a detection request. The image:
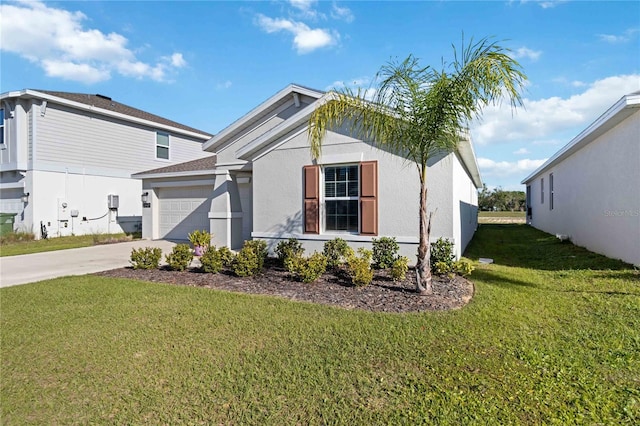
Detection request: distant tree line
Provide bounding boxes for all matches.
[478,185,526,211]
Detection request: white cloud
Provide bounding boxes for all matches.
[289,0,316,12]
[470,74,640,146]
[513,47,542,61]
[518,0,567,9]
[0,0,187,84]
[513,147,530,155]
[478,157,547,177]
[216,80,233,90]
[331,3,354,23]
[255,14,337,54]
[598,28,639,44]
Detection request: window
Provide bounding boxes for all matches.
[549,173,554,210]
[0,108,4,145]
[156,132,169,159]
[324,165,359,232]
[541,177,544,204]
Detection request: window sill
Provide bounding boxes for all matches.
[252,231,419,244]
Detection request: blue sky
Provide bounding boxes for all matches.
[2,0,639,190]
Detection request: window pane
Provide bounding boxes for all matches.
[157,132,169,147]
[336,182,346,197]
[348,181,358,196]
[337,200,349,214]
[325,182,335,197]
[325,167,335,182]
[157,146,169,159]
[336,167,347,181]
[348,166,358,180]
[326,201,337,215]
[348,215,358,230]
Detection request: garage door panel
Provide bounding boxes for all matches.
[158,186,212,240]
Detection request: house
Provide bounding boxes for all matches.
[134,84,482,260]
[0,89,213,238]
[521,91,640,266]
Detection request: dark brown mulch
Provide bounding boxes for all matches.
[95,259,474,313]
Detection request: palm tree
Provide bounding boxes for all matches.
[308,37,526,294]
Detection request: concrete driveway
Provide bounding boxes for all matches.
[0,240,176,288]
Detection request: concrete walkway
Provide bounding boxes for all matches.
[0,240,176,288]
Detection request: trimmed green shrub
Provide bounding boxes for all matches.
[165,244,193,271]
[187,229,211,247]
[391,256,410,281]
[275,238,304,264]
[454,259,475,277]
[200,246,223,273]
[323,238,351,269]
[347,248,374,287]
[130,247,162,270]
[217,246,235,268]
[372,236,400,269]
[431,237,455,274]
[285,252,327,283]
[232,240,267,277]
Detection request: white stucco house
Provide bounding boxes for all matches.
[0,89,212,238]
[134,84,482,260]
[522,91,640,266]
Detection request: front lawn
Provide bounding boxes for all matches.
[1,225,638,424]
[0,233,137,257]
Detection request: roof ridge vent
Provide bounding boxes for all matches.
[95,94,112,101]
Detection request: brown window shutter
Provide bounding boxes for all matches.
[360,161,378,235]
[304,165,320,234]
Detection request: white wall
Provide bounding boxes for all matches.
[529,111,640,266]
[451,153,479,258]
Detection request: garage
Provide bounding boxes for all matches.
[158,186,212,240]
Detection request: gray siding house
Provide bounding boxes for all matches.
[0,89,212,237]
[522,91,640,266]
[135,84,482,261]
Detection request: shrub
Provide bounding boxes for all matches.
[200,246,223,273]
[454,259,475,277]
[217,246,235,267]
[188,229,211,247]
[391,256,410,281]
[347,248,374,287]
[431,238,455,274]
[323,238,351,269]
[275,238,304,264]
[232,240,267,277]
[130,247,162,270]
[372,236,400,269]
[285,252,327,283]
[165,244,194,271]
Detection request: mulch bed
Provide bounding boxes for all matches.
[95,259,474,313]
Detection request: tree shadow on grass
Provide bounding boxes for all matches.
[464,224,633,272]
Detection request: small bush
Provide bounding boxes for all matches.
[188,229,211,247]
[285,252,327,283]
[372,236,400,269]
[431,238,455,274]
[232,240,267,277]
[217,246,235,267]
[454,259,475,277]
[347,248,374,287]
[323,238,351,269]
[391,256,410,281]
[275,238,304,264]
[130,247,162,270]
[165,244,194,271]
[200,246,223,273]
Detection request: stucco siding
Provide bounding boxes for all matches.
[34,103,208,175]
[529,111,640,265]
[451,152,479,258]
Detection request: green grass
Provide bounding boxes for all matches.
[0,233,137,257]
[478,211,526,218]
[2,225,638,424]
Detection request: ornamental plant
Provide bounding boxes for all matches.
[165,244,194,271]
[200,246,223,274]
[284,252,327,283]
[347,248,374,287]
[130,247,162,270]
[372,236,400,269]
[391,256,410,281]
[323,238,351,269]
[431,238,455,274]
[275,238,304,265]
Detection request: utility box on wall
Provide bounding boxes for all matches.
[108,194,119,210]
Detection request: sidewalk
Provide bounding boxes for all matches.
[0,240,176,288]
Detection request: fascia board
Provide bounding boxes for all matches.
[131,169,216,179]
[456,133,483,189]
[521,93,640,184]
[202,84,324,152]
[4,89,211,140]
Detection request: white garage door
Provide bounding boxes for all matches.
[158,186,212,240]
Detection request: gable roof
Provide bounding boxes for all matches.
[202,83,324,152]
[521,91,640,184]
[0,89,213,139]
[132,155,217,179]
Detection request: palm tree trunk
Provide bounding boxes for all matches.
[415,170,433,295]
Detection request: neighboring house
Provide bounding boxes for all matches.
[134,84,482,260]
[0,89,213,238]
[522,91,640,266]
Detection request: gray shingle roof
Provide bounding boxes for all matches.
[36,90,213,137]
[133,155,217,176]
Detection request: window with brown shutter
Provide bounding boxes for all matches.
[360,161,378,235]
[303,165,320,234]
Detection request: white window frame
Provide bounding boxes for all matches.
[322,164,360,234]
[549,173,554,210]
[156,131,170,160]
[0,108,5,146]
